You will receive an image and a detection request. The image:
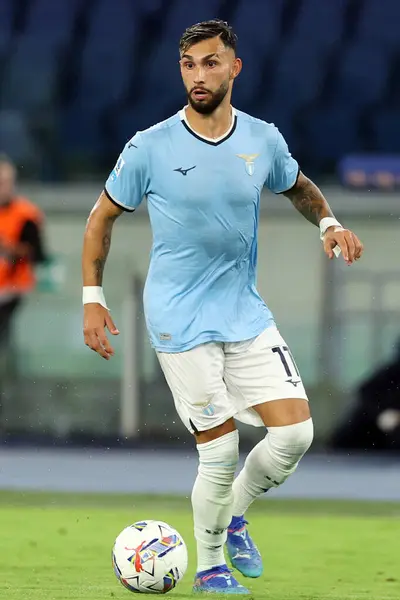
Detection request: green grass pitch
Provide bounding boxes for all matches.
[0,491,399,599]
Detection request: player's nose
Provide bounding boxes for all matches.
[193,66,206,82]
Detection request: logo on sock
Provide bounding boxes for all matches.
[205,527,226,535]
[265,474,280,486]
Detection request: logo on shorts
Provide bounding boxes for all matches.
[286,378,301,387]
[201,403,215,416]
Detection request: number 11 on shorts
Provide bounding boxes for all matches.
[272,346,300,380]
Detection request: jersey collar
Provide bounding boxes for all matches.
[179,106,237,146]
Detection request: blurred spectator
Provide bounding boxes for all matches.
[0,154,47,403]
[331,339,400,451]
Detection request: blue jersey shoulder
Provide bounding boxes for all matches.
[134,113,181,144]
[235,108,276,130]
[235,108,280,146]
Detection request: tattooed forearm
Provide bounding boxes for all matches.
[92,228,112,285]
[91,215,118,284]
[82,192,122,287]
[284,172,334,226]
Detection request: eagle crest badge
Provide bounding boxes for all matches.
[236,153,259,176]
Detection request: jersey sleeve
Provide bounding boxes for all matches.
[104,132,149,211]
[265,127,299,194]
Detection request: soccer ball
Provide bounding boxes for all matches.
[112,520,188,594]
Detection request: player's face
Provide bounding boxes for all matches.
[179,37,241,115]
[0,163,15,205]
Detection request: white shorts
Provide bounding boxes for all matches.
[156,326,308,434]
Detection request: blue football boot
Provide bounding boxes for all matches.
[226,516,263,578]
[193,565,250,594]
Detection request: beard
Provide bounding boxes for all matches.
[187,80,230,115]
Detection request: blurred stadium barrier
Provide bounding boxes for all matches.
[0,183,399,449]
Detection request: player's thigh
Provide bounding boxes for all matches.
[157,342,236,440]
[224,327,310,427]
[252,397,310,427]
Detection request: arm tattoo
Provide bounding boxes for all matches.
[284,173,334,226]
[92,215,117,285]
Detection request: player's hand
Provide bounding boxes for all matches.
[323,226,364,265]
[83,303,119,360]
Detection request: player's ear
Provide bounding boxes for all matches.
[231,57,242,80]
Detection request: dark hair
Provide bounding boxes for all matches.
[179,19,237,56]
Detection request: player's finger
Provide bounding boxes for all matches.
[344,230,356,263]
[323,238,336,260]
[83,329,97,350]
[353,233,364,260]
[96,327,114,357]
[105,313,120,335]
[84,329,110,360]
[335,234,349,263]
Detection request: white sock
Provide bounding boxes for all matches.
[192,430,239,572]
[232,418,314,517]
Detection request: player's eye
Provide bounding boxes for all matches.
[184,62,194,69]
[207,61,217,68]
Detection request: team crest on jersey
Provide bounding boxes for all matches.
[236,153,259,176]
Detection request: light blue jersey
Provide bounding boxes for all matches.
[105,108,299,352]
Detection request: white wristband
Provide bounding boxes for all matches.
[319,217,343,239]
[82,286,109,309]
[319,217,343,258]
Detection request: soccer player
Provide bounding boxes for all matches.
[82,20,363,594]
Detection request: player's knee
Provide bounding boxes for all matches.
[269,417,314,460]
[196,429,239,487]
[273,416,313,450]
[266,418,314,484]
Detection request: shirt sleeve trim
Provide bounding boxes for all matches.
[276,165,301,194]
[103,187,135,212]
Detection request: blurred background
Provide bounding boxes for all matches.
[1,0,400,498]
